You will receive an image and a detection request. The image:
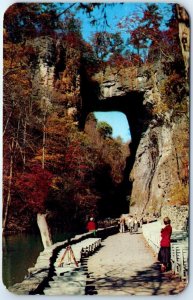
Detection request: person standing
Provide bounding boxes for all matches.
[126,215,134,234]
[86,217,96,233]
[133,216,138,233]
[119,215,126,233]
[158,217,172,272]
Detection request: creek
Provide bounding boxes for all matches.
[2,231,75,288]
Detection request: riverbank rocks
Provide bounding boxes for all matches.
[44,267,87,295]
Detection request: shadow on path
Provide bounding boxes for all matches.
[85,231,186,296]
[86,262,185,296]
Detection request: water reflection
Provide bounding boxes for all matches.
[3,233,43,288]
[2,231,74,288]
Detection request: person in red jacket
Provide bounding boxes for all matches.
[86,217,96,233]
[158,217,172,272]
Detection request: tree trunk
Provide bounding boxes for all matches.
[42,114,46,169]
[37,213,53,249]
[23,120,27,170]
[3,139,14,231]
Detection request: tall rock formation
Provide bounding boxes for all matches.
[28,5,189,217]
[176,4,190,77]
[92,63,189,216]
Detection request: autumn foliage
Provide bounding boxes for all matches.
[15,165,53,214]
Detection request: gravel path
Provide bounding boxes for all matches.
[86,231,186,296]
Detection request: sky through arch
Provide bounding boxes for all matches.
[94,111,131,143]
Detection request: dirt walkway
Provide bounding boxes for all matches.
[86,231,186,296]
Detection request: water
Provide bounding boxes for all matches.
[2,231,74,288]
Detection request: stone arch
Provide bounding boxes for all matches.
[80,85,151,214]
[31,36,189,216]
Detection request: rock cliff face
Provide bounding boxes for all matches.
[92,65,189,215]
[29,37,81,121]
[130,114,188,215]
[29,29,189,217]
[176,4,190,77]
[161,205,188,231]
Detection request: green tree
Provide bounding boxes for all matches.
[97,121,113,139]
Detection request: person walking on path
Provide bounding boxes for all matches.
[126,215,134,234]
[133,216,138,233]
[119,214,126,233]
[158,217,172,272]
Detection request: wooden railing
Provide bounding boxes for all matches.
[171,242,188,281]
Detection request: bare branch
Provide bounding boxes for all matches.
[56,3,77,18]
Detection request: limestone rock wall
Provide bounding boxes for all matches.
[93,65,152,99]
[161,205,189,231]
[29,37,81,121]
[94,63,189,217]
[30,37,56,100]
[128,59,189,216]
[130,116,186,215]
[176,4,190,77]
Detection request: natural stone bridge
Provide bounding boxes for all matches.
[29,4,189,216]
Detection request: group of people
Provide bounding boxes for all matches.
[87,214,172,273]
[120,214,172,273]
[119,214,139,234]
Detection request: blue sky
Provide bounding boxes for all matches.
[59,3,173,143]
[77,2,141,42]
[59,3,173,43]
[76,2,173,43]
[94,111,131,143]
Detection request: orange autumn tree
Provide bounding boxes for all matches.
[32,113,99,226]
[3,37,36,230]
[3,3,107,232]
